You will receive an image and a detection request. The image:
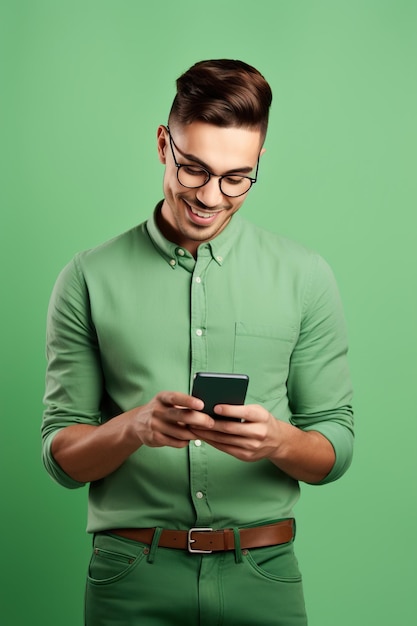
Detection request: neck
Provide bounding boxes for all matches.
[156,203,199,258]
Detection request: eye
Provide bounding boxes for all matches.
[223,175,246,185]
[181,165,207,177]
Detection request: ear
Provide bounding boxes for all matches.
[157,125,168,164]
[260,147,266,157]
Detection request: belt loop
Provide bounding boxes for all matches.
[232,527,243,564]
[147,527,163,564]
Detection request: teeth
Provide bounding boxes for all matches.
[191,207,216,219]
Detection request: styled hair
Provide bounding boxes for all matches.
[168,59,272,139]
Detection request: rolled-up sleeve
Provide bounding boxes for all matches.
[41,255,103,489]
[288,254,354,484]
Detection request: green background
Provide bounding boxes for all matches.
[1,1,416,624]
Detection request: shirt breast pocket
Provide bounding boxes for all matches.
[233,322,297,404]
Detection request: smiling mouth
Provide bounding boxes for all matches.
[190,206,219,219]
[183,199,224,224]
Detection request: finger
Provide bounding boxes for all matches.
[154,419,199,445]
[190,425,247,445]
[213,404,248,421]
[163,422,196,441]
[175,408,215,429]
[192,432,252,454]
[157,405,215,431]
[154,434,193,449]
[206,441,260,462]
[158,391,204,411]
[191,417,246,435]
[214,403,265,422]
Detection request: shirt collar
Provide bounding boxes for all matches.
[145,200,243,269]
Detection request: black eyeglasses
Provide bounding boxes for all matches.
[166,126,259,198]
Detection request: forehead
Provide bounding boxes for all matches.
[172,121,262,170]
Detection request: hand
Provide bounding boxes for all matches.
[50,391,216,483]
[189,403,281,462]
[132,391,215,449]
[190,402,336,483]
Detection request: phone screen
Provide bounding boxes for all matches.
[191,372,249,420]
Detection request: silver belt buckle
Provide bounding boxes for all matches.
[188,527,213,553]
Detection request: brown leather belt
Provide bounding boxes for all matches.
[107,519,294,554]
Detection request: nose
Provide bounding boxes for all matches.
[195,176,224,208]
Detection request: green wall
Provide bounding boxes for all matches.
[1,1,416,624]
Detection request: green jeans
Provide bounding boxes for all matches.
[85,531,308,625]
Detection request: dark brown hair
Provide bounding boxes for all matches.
[168,59,272,139]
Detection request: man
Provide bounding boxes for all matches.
[42,59,354,625]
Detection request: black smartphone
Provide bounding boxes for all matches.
[191,372,249,420]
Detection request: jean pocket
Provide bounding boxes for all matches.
[244,541,302,583]
[87,534,146,586]
[234,322,296,403]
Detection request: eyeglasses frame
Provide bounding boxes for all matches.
[165,125,260,198]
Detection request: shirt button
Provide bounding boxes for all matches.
[177,248,185,256]
[194,440,202,447]
[196,491,204,499]
[196,329,203,336]
[169,259,176,266]
[195,276,201,283]
[216,255,223,263]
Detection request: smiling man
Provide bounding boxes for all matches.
[157,122,263,254]
[42,59,354,626]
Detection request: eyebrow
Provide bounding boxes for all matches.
[174,142,256,176]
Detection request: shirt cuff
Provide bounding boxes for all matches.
[42,431,86,489]
[304,421,354,485]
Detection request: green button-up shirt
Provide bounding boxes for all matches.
[42,204,354,533]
